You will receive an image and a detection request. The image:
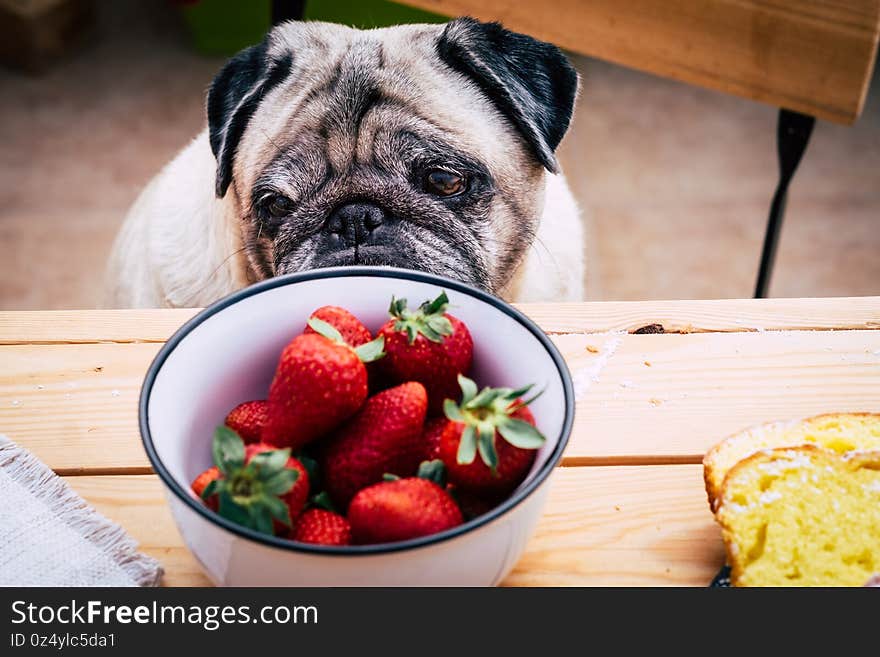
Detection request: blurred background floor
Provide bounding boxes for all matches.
[1,0,878,309]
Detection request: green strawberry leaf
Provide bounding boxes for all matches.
[307,317,345,344]
[390,292,453,344]
[468,386,505,408]
[201,479,219,500]
[251,505,274,535]
[388,296,408,318]
[517,386,545,409]
[457,374,478,405]
[420,291,449,315]
[354,335,386,363]
[420,324,444,343]
[417,459,447,486]
[444,399,464,422]
[457,425,478,465]
[422,315,453,343]
[218,489,250,527]
[262,468,299,496]
[263,495,292,527]
[212,426,245,476]
[477,425,499,471]
[249,447,291,476]
[497,418,546,449]
[310,491,337,512]
[382,473,401,482]
[506,383,535,401]
[297,453,319,489]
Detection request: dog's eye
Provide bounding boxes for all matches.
[265,195,294,218]
[425,169,465,197]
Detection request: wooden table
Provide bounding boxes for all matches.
[400,0,880,125]
[1,297,879,586]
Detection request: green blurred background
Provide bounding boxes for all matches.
[180,0,446,56]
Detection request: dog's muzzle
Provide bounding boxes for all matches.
[325,202,387,249]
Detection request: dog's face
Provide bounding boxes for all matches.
[208,18,577,293]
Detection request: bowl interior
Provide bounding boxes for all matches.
[145,271,571,519]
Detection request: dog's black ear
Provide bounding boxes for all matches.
[437,17,578,173]
[207,40,292,197]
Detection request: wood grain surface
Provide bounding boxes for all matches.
[2,298,877,585]
[2,297,878,343]
[64,465,723,587]
[2,323,877,473]
[398,0,880,124]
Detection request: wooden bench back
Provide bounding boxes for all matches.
[401,0,880,124]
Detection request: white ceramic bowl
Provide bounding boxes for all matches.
[140,267,574,586]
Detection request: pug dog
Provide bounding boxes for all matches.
[105,17,584,308]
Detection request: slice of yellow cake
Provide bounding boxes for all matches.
[703,413,880,511]
[715,446,880,587]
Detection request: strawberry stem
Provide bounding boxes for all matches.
[206,427,299,535]
[388,291,454,344]
[417,459,447,486]
[444,375,547,469]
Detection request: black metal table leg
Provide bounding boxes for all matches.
[754,109,815,298]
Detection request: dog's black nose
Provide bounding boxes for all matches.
[325,202,385,246]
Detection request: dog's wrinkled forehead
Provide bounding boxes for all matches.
[207,18,578,199]
[233,23,516,196]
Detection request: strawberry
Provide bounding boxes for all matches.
[261,320,385,450]
[303,306,386,396]
[303,306,372,347]
[439,375,545,496]
[292,509,352,546]
[190,466,220,511]
[224,400,268,444]
[421,416,447,461]
[348,462,463,544]
[199,427,310,536]
[377,292,473,415]
[322,382,428,509]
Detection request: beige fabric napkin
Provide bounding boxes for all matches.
[0,434,163,586]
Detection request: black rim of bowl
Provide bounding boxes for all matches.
[139,266,575,556]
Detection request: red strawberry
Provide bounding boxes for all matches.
[261,322,385,450]
[303,306,372,346]
[421,417,448,461]
[191,466,220,511]
[377,292,473,415]
[348,474,463,545]
[200,427,310,536]
[303,306,386,396]
[247,443,310,533]
[225,400,268,444]
[292,509,352,546]
[322,382,428,509]
[439,375,545,496]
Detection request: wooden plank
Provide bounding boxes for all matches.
[64,465,722,587]
[0,343,160,474]
[399,0,880,124]
[505,464,722,586]
[561,329,880,464]
[520,297,880,335]
[1,297,878,344]
[0,309,199,345]
[2,329,879,473]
